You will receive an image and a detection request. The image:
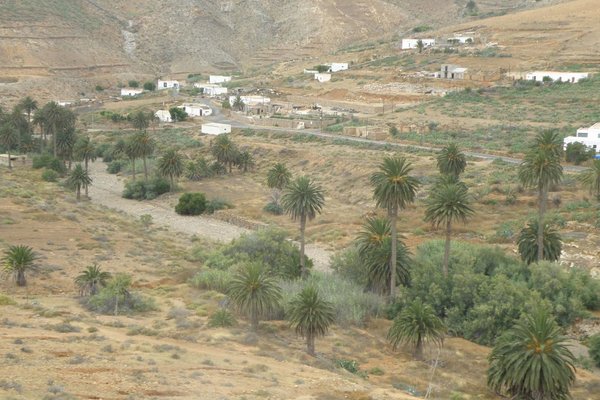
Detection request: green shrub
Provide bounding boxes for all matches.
[263,201,283,215]
[32,154,65,173]
[208,309,237,328]
[330,246,369,287]
[175,192,207,215]
[106,160,127,174]
[85,289,156,315]
[336,359,360,374]
[143,82,156,91]
[41,169,59,182]
[206,198,232,214]
[589,334,600,368]
[565,142,595,165]
[122,177,170,200]
[189,269,232,293]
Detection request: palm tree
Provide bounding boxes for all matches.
[0,123,18,169]
[287,286,335,356]
[18,96,38,126]
[517,221,562,265]
[2,245,37,287]
[130,110,151,133]
[56,126,77,169]
[387,299,445,361]
[519,136,563,262]
[228,263,282,331]
[281,176,325,278]
[267,163,292,190]
[74,136,97,198]
[356,216,411,294]
[236,150,254,173]
[211,134,238,173]
[487,309,576,399]
[8,106,30,152]
[125,137,139,181]
[74,264,111,296]
[157,149,184,191]
[106,273,132,316]
[370,156,420,299]
[578,159,600,200]
[67,164,92,200]
[437,143,466,179]
[424,181,474,277]
[131,131,155,181]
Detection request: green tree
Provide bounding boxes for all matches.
[517,221,562,265]
[267,163,292,190]
[106,273,132,316]
[0,123,18,169]
[56,126,77,169]
[2,245,37,287]
[211,134,238,173]
[518,131,563,262]
[143,81,156,91]
[416,39,424,53]
[128,80,139,88]
[578,158,600,200]
[17,96,38,126]
[370,156,420,299]
[437,143,466,179]
[7,106,30,151]
[387,299,445,361]
[281,176,325,278]
[235,150,254,173]
[74,136,97,198]
[356,216,411,295]
[67,163,92,200]
[35,102,76,157]
[424,181,474,277]
[131,130,155,181]
[487,309,576,399]
[228,263,282,331]
[232,95,245,111]
[125,136,139,181]
[287,286,335,356]
[169,107,188,122]
[74,264,111,296]
[565,142,594,165]
[157,149,184,191]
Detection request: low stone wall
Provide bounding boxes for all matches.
[212,210,268,231]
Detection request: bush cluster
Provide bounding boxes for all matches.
[32,154,65,174]
[41,169,59,182]
[175,193,207,215]
[122,177,170,200]
[84,287,156,315]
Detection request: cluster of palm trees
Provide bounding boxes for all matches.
[210,134,255,174]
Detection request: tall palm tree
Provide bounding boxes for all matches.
[267,163,292,190]
[157,149,184,191]
[228,263,282,331]
[387,299,445,361]
[211,134,238,173]
[74,264,111,296]
[519,136,563,262]
[8,106,30,152]
[132,131,155,181]
[130,110,151,133]
[424,181,474,277]
[578,158,600,200]
[18,96,38,126]
[56,126,77,169]
[74,136,97,198]
[281,176,325,278]
[67,164,92,200]
[236,150,254,173]
[437,143,466,179]
[2,245,37,287]
[0,123,18,169]
[517,221,562,265]
[125,137,139,181]
[370,156,420,299]
[356,216,411,294]
[487,309,576,399]
[287,286,335,356]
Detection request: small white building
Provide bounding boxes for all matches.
[121,88,143,97]
[436,64,468,80]
[209,75,232,84]
[327,63,348,73]
[228,95,271,107]
[525,71,590,83]
[157,79,180,90]
[563,123,600,152]
[180,103,212,117]
[194,83,228,97]
[155,110,172,123]
[57,100,73,107]
[314,73,331,83]
[202,122,231,135]
[401,38,435,50]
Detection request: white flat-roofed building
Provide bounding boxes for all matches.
[525,71,590,83]
[181,103,212,117]
[563,123,600,152]
[121,88,143,97]
[209,75,232,84]
[157,79,180,90]
[155,110,172,123]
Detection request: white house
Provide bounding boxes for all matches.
[194,83,228,97]
[314,73,331,83]
[209,75,232,84]
[436,64,468,80]
[202,122,231,135]
[121,88,143,97]
[228,95,271,107]
[157,79,180,90]
[327,63,348,73]
[401,38,435,50]
[57,100,74,107]
[180,103,212,117]
[155,110,172,123]
[525,71,590,83]
[563,123,600,152]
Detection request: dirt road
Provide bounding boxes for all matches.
[87,161,332,271]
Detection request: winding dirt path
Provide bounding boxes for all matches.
[87,161,332,271]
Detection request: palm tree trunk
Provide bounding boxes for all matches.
[84,159,89,198]
[7,148,11,170]
[389,206,398,299]
[251,310,259,331]
[300,214,307,278]
[170,174,174,191]
[76,185,81,201]
[53,130,57,157]
[415,335,423,361]
[17,270,26,287]
[114,296,119,316]
[143,157,148,181]
[537,185,547,262]
[443,219,452,277]
[307,334,315,356]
